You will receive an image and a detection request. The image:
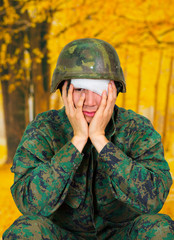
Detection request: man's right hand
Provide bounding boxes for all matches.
[62,81,88,152]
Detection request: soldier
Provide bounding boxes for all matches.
[3,38,174,239]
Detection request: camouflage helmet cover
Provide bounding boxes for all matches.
[50,38,126,93]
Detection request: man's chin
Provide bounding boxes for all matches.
[84,115,93,123]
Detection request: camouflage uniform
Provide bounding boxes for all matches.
[3,105,174,239]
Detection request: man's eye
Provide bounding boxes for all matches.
[75,88,82,91]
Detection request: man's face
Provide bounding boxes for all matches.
[73,89,102,123]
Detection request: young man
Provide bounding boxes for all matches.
[3,38,174,239]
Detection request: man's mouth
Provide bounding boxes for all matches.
[83,111,96,117]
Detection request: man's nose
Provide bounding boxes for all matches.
[83,90,95,105]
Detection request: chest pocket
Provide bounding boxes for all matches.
[95,170,116,206]
[64,157,88,208]
[64,142,93,209]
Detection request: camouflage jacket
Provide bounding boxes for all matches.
[11,105,173,233]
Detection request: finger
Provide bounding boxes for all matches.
[62,81,71,115]
[62,81,68,105]
[110,81,117,103]
[111,81,117,97]
[104,82,116,113]
[76,92,85,111]
[97,90,107,113]
[67,84,75,113]
[106,82,113,104]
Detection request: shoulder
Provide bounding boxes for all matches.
[35,107,66,123]
[115,106,155,135]
[115,106,154,130]
[114,105,161,141]
[114,106,162,153]
[25,107,70,135]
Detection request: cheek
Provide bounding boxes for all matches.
[96,95,102,106]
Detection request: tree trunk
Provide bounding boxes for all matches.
[136,52,143,113]
[162,56,173,147]
[1,80,26,163]
[153,51,163,129]
[0,1,28,163]
[29,21,50,117]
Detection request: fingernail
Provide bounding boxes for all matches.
[103,90,107,96]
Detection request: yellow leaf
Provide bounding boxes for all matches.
[32,48,44,59]
[24,43,30,49]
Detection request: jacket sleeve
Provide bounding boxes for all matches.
[98,121,173,215]
[10,122,83,217]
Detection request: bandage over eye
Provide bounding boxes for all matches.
[71,79,110,96]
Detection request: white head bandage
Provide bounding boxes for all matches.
[71,79,110,96]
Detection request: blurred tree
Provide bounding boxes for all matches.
[0,0,52,162]
[29,20,51,116]
[0,0,28,162]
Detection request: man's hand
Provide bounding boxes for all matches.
[62,81,88,152]
[89,81,117,152]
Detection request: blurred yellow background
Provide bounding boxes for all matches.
[0,0,174,238]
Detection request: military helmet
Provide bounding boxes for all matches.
[50,38,126,93]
